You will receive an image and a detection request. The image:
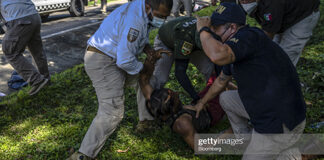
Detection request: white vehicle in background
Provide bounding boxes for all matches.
[32,0,88,20]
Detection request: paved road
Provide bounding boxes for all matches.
[0,0,127,95]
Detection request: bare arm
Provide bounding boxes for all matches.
[185,72,232,118]
[139,58,155,100]
[196,16,236,66]
[139,49,172,100]
[200,31,236,66]
[198,71,232,105]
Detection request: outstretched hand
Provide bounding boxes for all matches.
[183,101,205,118]
[146,49,172,64]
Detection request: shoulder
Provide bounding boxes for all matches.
[233,26,262,41]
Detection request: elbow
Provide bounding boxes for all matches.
[210,56,227,66]
[116,61,142,75]
[208,46,230,66]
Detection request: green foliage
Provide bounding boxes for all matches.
[1,2,324,159]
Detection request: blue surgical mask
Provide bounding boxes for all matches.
[149,9,165,28]
[241,2,257,15]
[151,16,165,28]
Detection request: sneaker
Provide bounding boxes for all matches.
[28,78,49,96]
[135,120,157,133]
[67,151,91,160]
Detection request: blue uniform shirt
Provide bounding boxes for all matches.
[0,0,38,22]
[223,26,306,134]
[88,0,151,75]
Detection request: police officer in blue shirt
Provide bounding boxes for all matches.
[67,0,173,159]
[0,0,50,95]
[186,3,306,159]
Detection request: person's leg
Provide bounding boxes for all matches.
[219,90,251,138]
[27,14,50,80]
[182,0,193,16]
[171,0,181,17]
[243,120,305,160]
[189,50,215,81]
[124,73,154,121]
[2,15,45,86]
[78,51,126,158]
[101,0,107,13]
[152,35,175,89]
[173,113,196,149]
[278,11,320,66]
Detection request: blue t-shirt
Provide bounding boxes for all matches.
[1,0,38,22]
[223,26,306,133]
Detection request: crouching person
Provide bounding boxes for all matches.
[189,3,306,159]
[139,49,226,150]
[67,0,173,159]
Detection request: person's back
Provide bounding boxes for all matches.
[252,0,320,33]
[158,16,197,50]
[0,0,38,22]
[223,25,306,133]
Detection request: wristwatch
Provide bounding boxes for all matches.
[199,26,213,35]
[198,26,222,41]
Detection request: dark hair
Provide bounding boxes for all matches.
[147,89,172,118]
[145,0,173,10]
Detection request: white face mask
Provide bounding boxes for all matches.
[151,16,165,28]
[241,2,257,15]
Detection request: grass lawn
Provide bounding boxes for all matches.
[1,2,324,160]
[87,0,120,6]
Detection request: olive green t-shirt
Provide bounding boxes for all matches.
[158,17,202,59]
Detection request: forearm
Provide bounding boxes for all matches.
[139,56,158,100]
[175,60,199,100]
[199,73,231,105]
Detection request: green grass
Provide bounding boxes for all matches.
[1,2,324,160]
[87,0,120,6]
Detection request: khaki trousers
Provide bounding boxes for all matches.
[273,11,320,66]
[2,14,50,86]
[219,90,306,160]
[79,50,153,158]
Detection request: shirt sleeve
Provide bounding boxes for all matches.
[225,28,257,62]
[116,24,144,75]
[257,0,285,33]
[222,64,232,76]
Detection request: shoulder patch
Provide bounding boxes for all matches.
[181,41,193,55]
[263,13,272,21]
[229,38,239,43]
[182,19,198,27]
[127,28,139,42]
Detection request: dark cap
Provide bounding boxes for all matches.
[211,2,246,26]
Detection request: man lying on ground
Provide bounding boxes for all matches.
[139,49,232,149]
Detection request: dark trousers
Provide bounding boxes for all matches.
[2,14,49,86]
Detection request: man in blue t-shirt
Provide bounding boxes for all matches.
[186,2,306,159]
